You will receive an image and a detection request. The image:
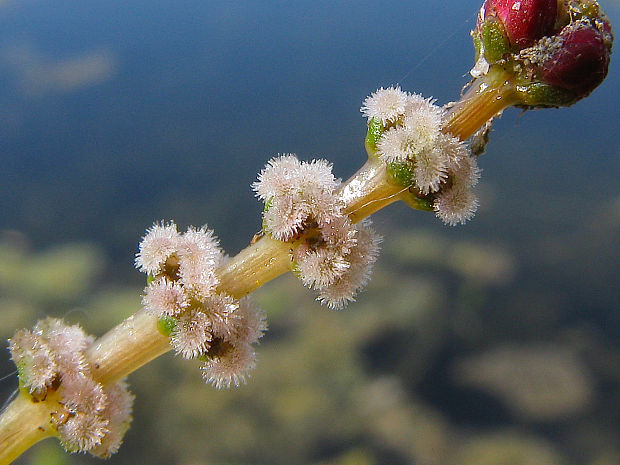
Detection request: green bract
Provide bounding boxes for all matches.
[157,315,177,337]
[365,117,385,157]
[480,17,511,63]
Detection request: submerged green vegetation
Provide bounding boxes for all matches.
[2,192,618,464]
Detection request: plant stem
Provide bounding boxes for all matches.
[443,68,520,141]
[87,309,170,385]
[216,234,294,298]
[0,393,56,464]
[339,158,403,223]
[0,67,521,465]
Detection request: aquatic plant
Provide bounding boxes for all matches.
[0,0,612,462]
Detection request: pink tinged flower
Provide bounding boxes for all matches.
[171,310,212,359]
[482,0,557,48]
[8,329,57,394]
[263,193,311,240]
[201,342,256,389]
[202,293,240,340]
[89,381,134,459]
[361,86,409,125]
[299,159,340,194]
[135,221,180,274]
[254,154,343,241]
[295,247,351,290]
[309,190,344,228]
[318,222,382,310]
[89,426,125,459]
[59,373,107,415]
[252,154,303,201]
[142,278,189,317]
[230,297,268,345]
[318,215,357,253]
[57,412,110,453]
[35,318,91,375]
[539,20,611,98]
[177,226,222,296]
[101,381,134,425]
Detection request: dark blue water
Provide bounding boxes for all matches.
[2,0,616,261]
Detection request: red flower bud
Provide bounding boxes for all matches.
[540,21,611,98]
[482,0,557,48]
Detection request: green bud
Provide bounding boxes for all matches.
[365,117,385,157]
[157,315,177,337]
[515,81,576,107]
[401,191,434,212]
[480,17,511,63]
[386,161,415,187]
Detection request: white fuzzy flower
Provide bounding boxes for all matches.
[413,146,449,195]
[402,100,443,149]
[89,381,134,459]
[376,126,413,163]
[230,297,268,345]
[318,221,382,309]
[8,329,56,394]
[253,154,344,241]
[295,247,351,290]
[135,222,180,274]
[376,95,444,166]
[433,143,481,226]
[439,132,470,171]
[177,226,221,297]
[361,86,409,124]
[434,184,479,226]
[171,310,212,359]
[201,342,256,389]
[450,149,481,188]
[252,154,302,201]
[58,412,110,453]
[142,278,189,317]
[202,293,239,340]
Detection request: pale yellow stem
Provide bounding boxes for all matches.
[216,234,294,298]
[0,393,56,465]
[87,309,170,385]
[443,69,520,141]
[0,64,521,465]
[339,159,403,223]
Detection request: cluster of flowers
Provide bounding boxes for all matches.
[8,318,133,457]
[361,87,481,225]
[136,222,267,388]
[253,155,382,309]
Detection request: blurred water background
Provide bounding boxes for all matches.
[1,1,619,464]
